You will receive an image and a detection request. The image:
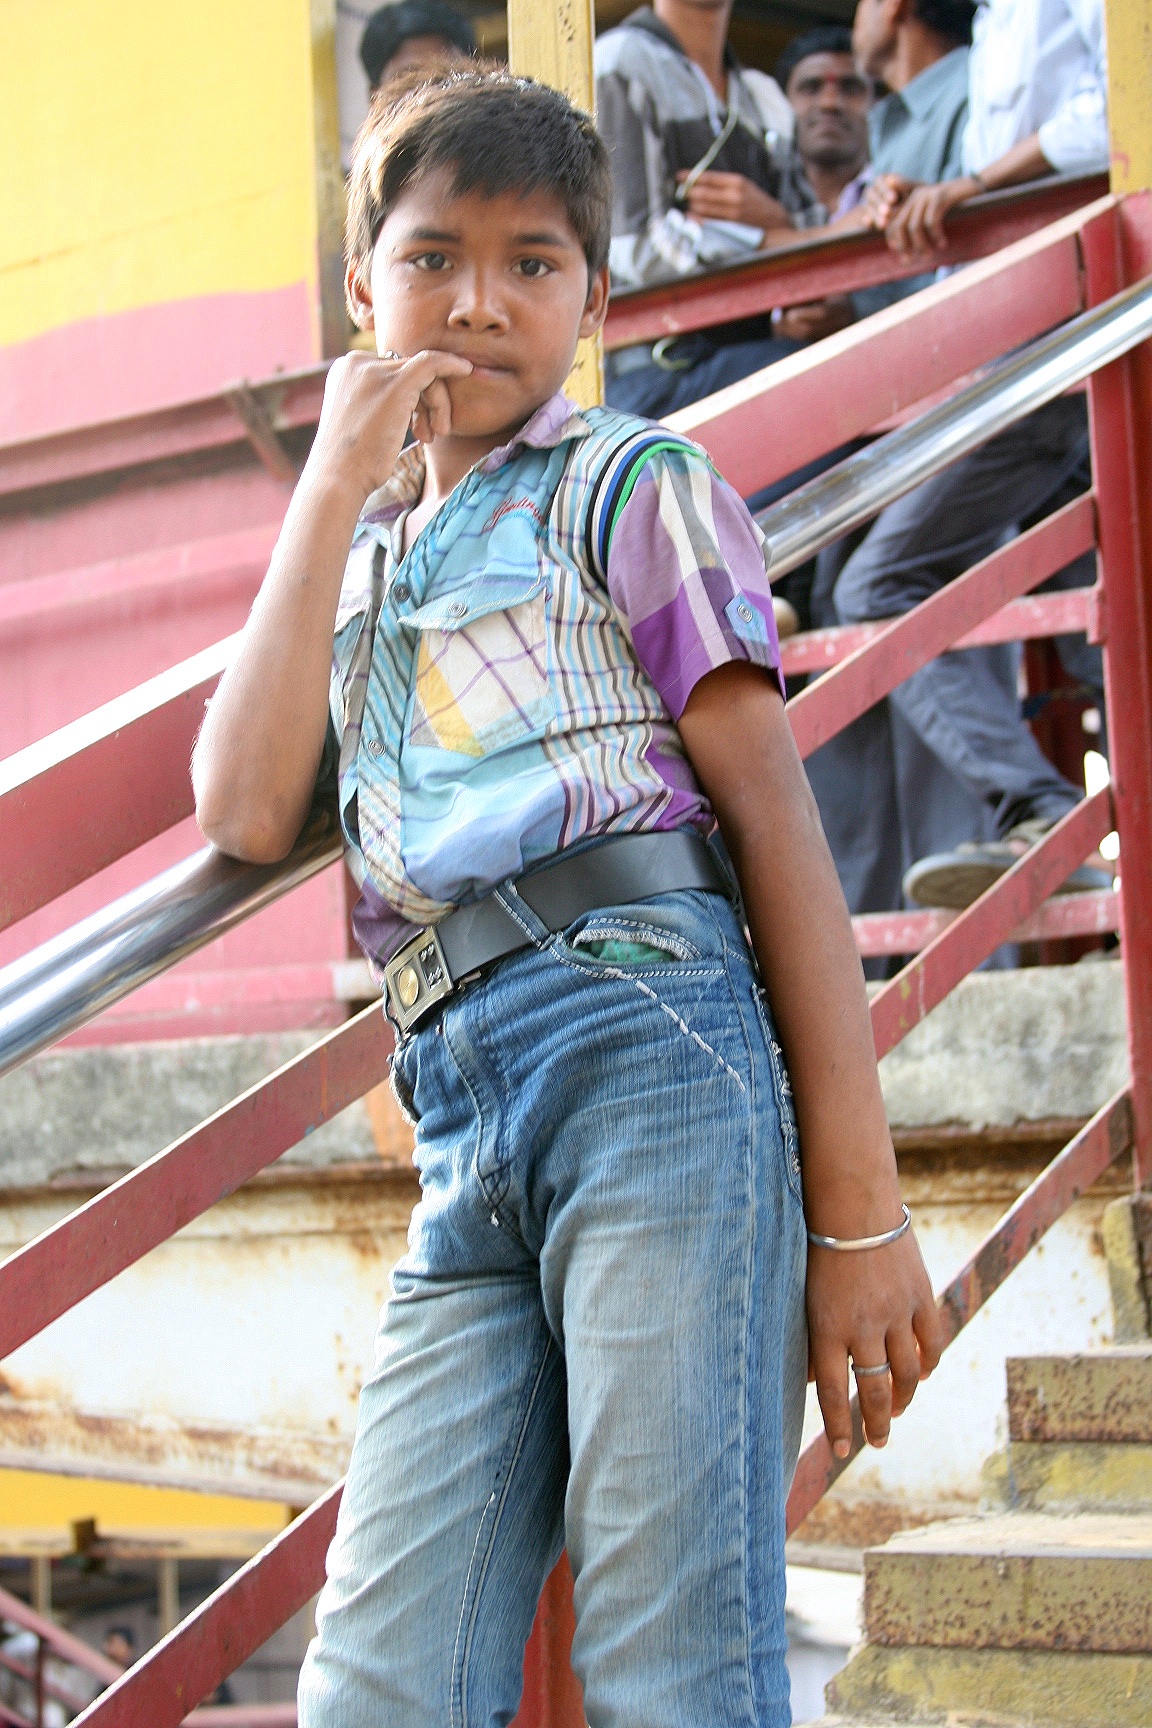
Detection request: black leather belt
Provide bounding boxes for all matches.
[382,830,730,1034]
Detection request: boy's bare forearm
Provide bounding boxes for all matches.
[678,664,900,1231]
[194,348,474,861]
[193,471,364,860]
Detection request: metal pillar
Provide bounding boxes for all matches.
[158,1558,180,1638]
[1097,3,1152,1184]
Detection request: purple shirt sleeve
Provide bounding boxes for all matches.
[603,446,785,719]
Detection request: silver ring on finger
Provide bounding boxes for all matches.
[381,349,402,361]
[852,1359,891,1378]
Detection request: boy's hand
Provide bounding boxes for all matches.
[806,1228,943,1457]
[308,349,474,505]
[859,172,916,231]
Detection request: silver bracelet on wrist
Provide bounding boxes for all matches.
[807,1203,911,1252]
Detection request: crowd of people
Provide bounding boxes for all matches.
[354,0,1112,939]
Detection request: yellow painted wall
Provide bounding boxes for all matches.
[0,0,330,350]
[2,1469,288,1544]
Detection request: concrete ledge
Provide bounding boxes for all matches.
[984,1440,1152,1513]
[0,964,1130,1191]
[863,1513,1152,1653]
[876,962,1126,1135]
[1007,1349,1152,1443]
[0,1032,413,1189]
[827,1643,1152,1727]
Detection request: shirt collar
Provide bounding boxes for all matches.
[357,391,592,530]
[898,46,969,119]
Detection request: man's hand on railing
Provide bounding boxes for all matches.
[774,295,856,343]
[674,167,795,243]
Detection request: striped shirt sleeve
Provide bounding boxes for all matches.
[603,445,784,719]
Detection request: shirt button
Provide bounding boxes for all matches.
[448,599,467,618]
[367,739,384,756]
[737,601,754,622]
[394,581,411,602]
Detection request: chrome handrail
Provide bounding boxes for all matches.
[0,813,341,1078]
[754,271,1152,576]
[2,272,1150,1080]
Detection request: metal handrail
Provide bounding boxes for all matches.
[2,272,1151,1080]
[0,813,340,1078]
[754,270,1152,576]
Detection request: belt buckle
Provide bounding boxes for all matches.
[383,925,452,1034]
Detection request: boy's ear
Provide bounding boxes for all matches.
[579,265,611,341]
[346,261,375,330]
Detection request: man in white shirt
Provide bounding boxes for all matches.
[867,0,1107,249]
[827,0,1111,910]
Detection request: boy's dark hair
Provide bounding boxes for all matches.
[774,27,855,95]
[911,0,976,46]
[359,1,476,90]
[345,68,612,301]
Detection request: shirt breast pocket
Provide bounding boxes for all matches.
[402,570,555,759]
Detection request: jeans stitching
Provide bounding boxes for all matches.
[440,1016,520,1235]
[547,944,747,1092]
[450,1334,558,1728]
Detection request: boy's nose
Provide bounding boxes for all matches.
[447,268,508,332]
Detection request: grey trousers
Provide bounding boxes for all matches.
[832,395,1102,839]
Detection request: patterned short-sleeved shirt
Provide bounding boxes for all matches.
[326,392,782,966]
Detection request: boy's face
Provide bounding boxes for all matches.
[350,169,609,450]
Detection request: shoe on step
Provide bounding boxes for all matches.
[903,823,1114,911]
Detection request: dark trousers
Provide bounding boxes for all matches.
[832,395,1102,840]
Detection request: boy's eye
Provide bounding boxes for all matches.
[413,251,449,271]
[516,257,553,279]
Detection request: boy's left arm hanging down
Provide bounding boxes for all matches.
[678,660,944,1459]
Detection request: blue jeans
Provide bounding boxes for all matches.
[297,886,809,1728]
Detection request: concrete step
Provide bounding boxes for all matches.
[1007,1348,1152,1443]
[826,1645,1152,1728]
[983,1438,1152,1512]
[862,1512,1152,1653]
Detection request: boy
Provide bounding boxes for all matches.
[193,69,941,1728]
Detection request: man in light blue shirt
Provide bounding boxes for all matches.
[828,0,1110,910]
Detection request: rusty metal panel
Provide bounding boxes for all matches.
[0,1006,393,1363]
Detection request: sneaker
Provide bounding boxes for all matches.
[903,820,1115,911]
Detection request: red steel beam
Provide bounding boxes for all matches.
[0,1586,121,1685]
[786,495,1097,761]
[606,177,1110,350]
[869,789,1113,1061]
[0,187,1105,511]
[667,207,1097,498]
[70,1486,342,1728]
[0,1005,392,1363]
[0,638,235,934]
[852,887,1119,958]
[781,585,1098,678]
[0,369,326,505]
[786,1086,1133,1532]
[1082,193,1152,1186]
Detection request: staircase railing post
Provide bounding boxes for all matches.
[1088,7,1152,1185]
